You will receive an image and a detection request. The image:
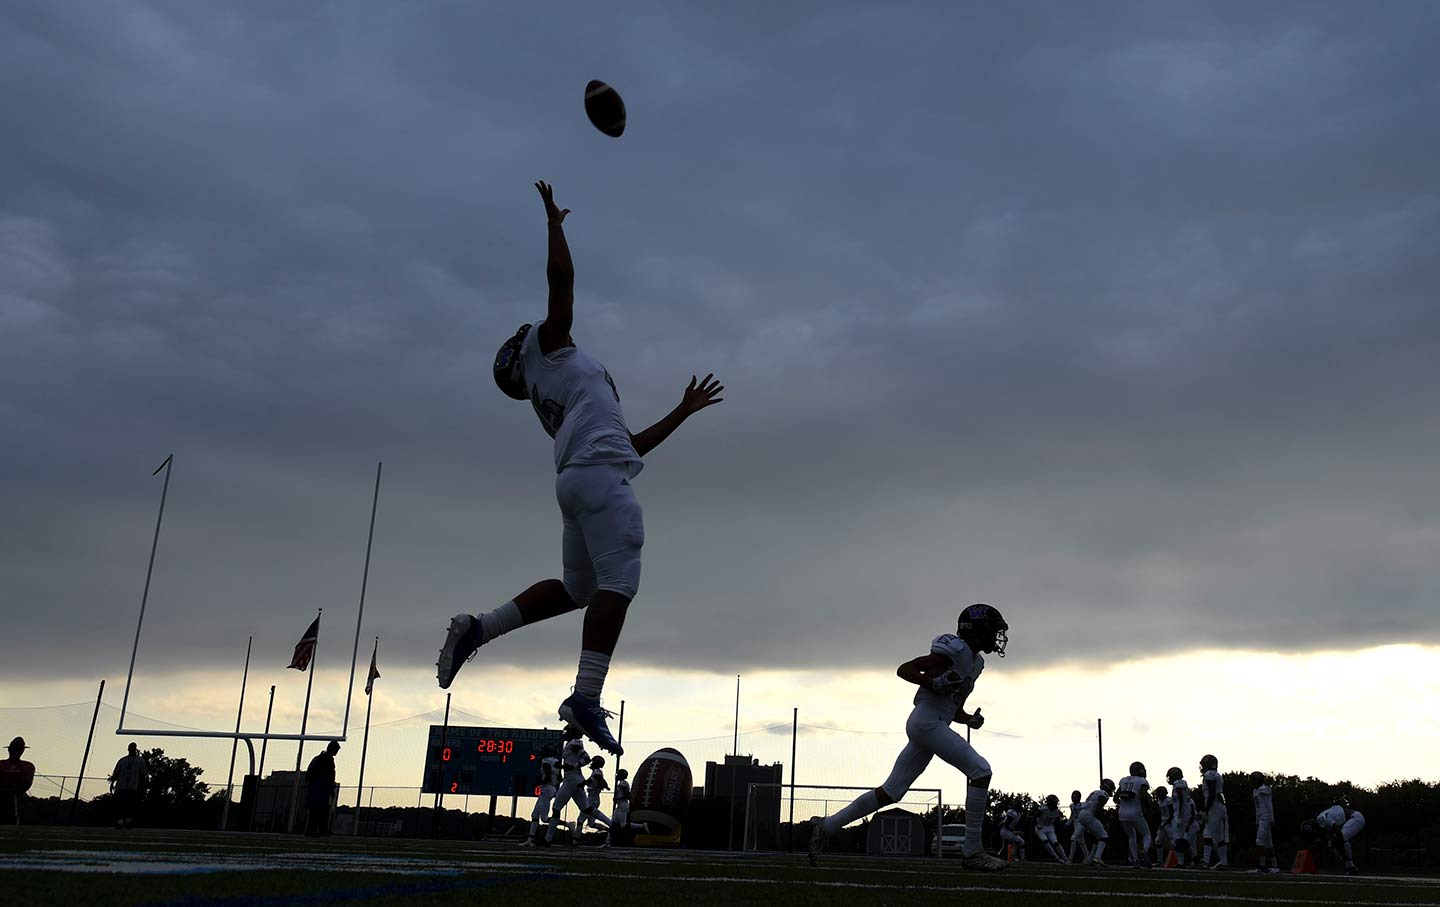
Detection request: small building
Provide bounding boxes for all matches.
[866,807,926,857]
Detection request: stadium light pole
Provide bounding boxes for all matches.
[788,707,797,852]
[219,637,252,831]
[69,679,105,823]
[118,454,173,731]
[1097,718,1104,784]
[732,675,740,756]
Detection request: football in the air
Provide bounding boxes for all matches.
[631,747,692,834]
[584,80,626,138]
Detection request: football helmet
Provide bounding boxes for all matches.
[956,603,1008,657]
[1300,819,1319,837]
[590,755,606,768]
[1166,766,1184,783]
[1154,785,1168,799]
[1100,778,1116,794]
[493,323,532,400]
[1045,794,1059,808]
[1249,770,1265,786]
[1070,790,1083,802]
[1130,761,1146,777]
[616,768,628,780]
[1200,754,1219,772]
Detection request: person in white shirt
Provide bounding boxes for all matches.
[547,736,603,845]
[520,745,560,846]
[1077,780,1115,867]
[1165,767,1195,868]
[1249,771,1279,873]
[1116,762,1152,867]
[1066,790,1092,864]
[1153,785,1173,859]
[582,755,612,831]
[809,605,1011,874]
[997,808,1026,861]
[1198,754,1229,869]
[1034,795,1067,863]
[1303,804,1365,875]
[436,180,725,758]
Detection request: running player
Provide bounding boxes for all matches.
[1303,804,1365,875]
[436,181,725,755]
[548,735,602,845]
[808,604,1011,873]
[1199,754,1229,869]
[1076,780,1115,867]
[1066,790,1092,864]
[520,744,560,846]
[1116,762,1152,867]
[997,808,1026,861]
[1250,771,1278,873]
[582,755,612,832]
[1034,795,1067,863]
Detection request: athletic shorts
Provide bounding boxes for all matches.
[1076,811,1108,841]
[1204,803,1228,841]
[1341,813,1365,842]
[879,709,991,800]
[557,463,644,605]
[1000,827,1023,844]
[1255,817,1273,847]
[1036,825,1058,845]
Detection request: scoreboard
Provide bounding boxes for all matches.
[421,725,565,797]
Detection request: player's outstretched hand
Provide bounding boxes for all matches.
[680,373,724,415]
[535,180,570,225]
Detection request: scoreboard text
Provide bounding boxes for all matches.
[421,725,565,797]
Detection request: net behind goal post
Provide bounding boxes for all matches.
[743,784,943,855]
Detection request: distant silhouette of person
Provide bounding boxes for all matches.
[0,737,36,825]
[109,743,148,830]
[304,741,340,837]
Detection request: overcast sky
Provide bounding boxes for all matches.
[4,0,1439,696]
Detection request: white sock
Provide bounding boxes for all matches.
[478,600,523,641]
[1092,839,1106,861]
[963,785,987,856]
[575,650,611,697]
[822,790,880,835]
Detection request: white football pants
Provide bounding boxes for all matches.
[879,710,991,800]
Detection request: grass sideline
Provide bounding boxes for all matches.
[4,827,1440,907]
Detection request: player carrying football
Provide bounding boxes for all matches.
[436,181,725,755]
[809,604,1010,873]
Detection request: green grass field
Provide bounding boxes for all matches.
[4,827,1439,907]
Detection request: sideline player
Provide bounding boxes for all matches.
[1165,767,1195,868]
[1066,790,1092,864]
[1076,780,1115,866]
[1116,762,1152,867]
[808,604,1011,873]
[997,808,1026,861]
[1153,785,1173,860]
[1250,771,1279,873]
[604,768,648,847]
[1034,795,1067,863]
[1199,754,1229,869]
[521,744,560,846]
[437,181,725,755]
[1303,804,1365,875]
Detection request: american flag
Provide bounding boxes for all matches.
[364,639,381,695]
[287,615,320,671]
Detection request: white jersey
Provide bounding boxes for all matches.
[561,740,590,776]
[1170,778,1193,829]
[585,767,608,796]
[1315,804,1348,832]
[1002,809,1020,829]
[614,778,631,804]
[911,633,984,721]
[1082,788,1109,816]
[1252,784,1273,822]
[1157,795,1173,826]
[1068,802,1085,824]
[1202,769,1225,809]
[538,756,559,789]
[520,320,641,475]
[1036,805,1062,829]
[1117,775,1148,820]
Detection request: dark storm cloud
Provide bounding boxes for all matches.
[3,0,1439,679]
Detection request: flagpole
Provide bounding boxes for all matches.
[119,454,173,730]
[251,684,275,831]
[288,608,321,833]
[354,637,379,834]
[220,636,252,831]
[343,463,382,738]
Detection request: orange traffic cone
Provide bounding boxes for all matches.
[1006,844,1015,862]
[1291,850,1318,874]
[1164,851,1180,869]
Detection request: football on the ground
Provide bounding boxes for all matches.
[631,747,692,835]
[584,80,626,138]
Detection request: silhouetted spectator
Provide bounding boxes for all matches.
[0,737,36,825]
[109,742,148,830]
[304,741,340,837]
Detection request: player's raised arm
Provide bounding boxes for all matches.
[535,180,573,349]
[629,373,725,457]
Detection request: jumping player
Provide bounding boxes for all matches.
[808,604,1011,873]
[1250,771,1278,873]
[1165,767,1194,868]
[1076,780,1115,866]
[520,744,560,846]
[1116,762,1152,867]
[1067,790,1092,864]
[1034,795,1067,863]
[1199,754,1229,869]
[436,180,725,755]
[1303,804,1365,875]
[997,808,1026,861]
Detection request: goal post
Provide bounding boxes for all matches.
[742,783,943,856]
